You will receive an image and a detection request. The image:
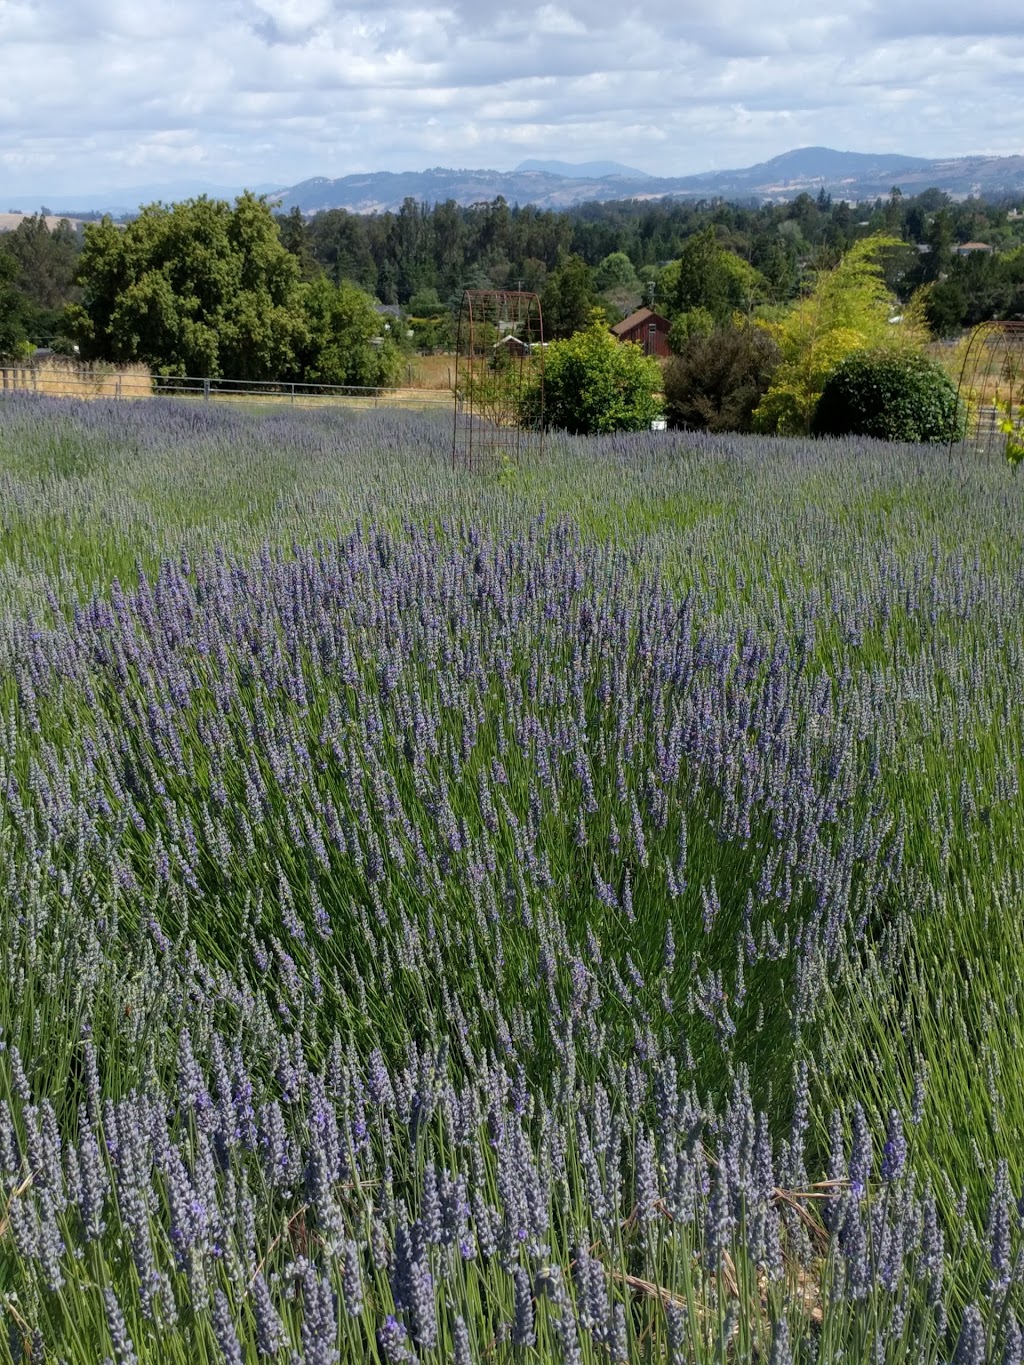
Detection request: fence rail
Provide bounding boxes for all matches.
[0,365,454,411]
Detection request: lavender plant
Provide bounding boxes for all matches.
[1,393,1024,1361]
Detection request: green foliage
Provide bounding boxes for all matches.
[0,214,77,306]
[540,254,597,339]
[407,286,444,315]
[276,205,322,282]
[0,214,83,354]
[811,348,966,443]
[0,252,32,359]
[295,278,401,388]
[594,250,640,293]
[997,398,1024,469]
[521,316,663,434]
[69,193,305,379]
[664,324,780,432]
[594,250,642,315]
[667,307,716,352]
[753,235,930,436]
[407,311,454,353]
[670,227,767,323]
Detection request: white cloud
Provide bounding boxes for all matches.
[0,0,1021,196]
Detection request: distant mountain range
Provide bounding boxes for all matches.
[267,148,1024,215]
[515,159,652,179]
[9,148,1024,219]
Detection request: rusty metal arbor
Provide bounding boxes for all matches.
[452,290,544,470]
[951,321,1024,463]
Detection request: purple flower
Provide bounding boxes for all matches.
[880,1108,906,1183]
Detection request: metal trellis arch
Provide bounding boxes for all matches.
[452,289,544,471]
[950,320,1024,464]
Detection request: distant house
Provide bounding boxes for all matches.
[610,307,672,358]
[954,241,994,256]
[494,334,531,357]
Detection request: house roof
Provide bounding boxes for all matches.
[610,307,671,336]
[955,241,993,252]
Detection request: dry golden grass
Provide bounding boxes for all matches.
[402,353,456,390]
[0,359,456,412]
[0,213,87,233]
[203,387,451,413]
[0,360,153,399]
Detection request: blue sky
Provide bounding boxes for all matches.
[1,0,1022,199]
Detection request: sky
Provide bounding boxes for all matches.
[0,0,1022,201]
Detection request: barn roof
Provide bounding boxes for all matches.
[610,307,671,336]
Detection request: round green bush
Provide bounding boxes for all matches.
[811,349,966,443]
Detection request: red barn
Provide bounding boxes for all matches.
[610,307,672,358]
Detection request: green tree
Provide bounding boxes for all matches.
[752,235,929,436]
[67,193,305,379]
[295,278,401,388]
[664,325,780,432]
[594,250,642,318]
[540,254,596,339]
[811,349,965,443]
[277,207,321,282]
[0,213,81,346]
[0,213,79,313]
[521,315,663,434]
[0,253,32,359]
[408,286,444,316]
[920,208,955,284]
[594,251,640,293]
[670,228,768,323]
[667,307,716,353]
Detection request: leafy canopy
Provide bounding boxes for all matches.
[67,193,305,379]
[664,324,780,433]
[296,278,401,388]
[752,235,930,436]
[0,252,33,360]
[540,254,597,340]
[521,314,663,435]
[669,227,768,324]
[811,349,966,444]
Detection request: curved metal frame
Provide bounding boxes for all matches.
[950,320,1024,462]
[452,289,544,471]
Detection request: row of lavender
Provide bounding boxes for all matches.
[1,396,1024,1360]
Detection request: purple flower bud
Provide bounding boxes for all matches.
[1004,1317,1022,1365]
[251,1273,288,1357]
[104,1286,139,1365]
[212,1288,244,1365]
[512,1265,535,1346]
[768,1316,792,1365]
[452,1314,472,1365]
[341,1239,364,1317]
[954,1304,986,1365]
[848,1103,871,1198]
[988,1160,1013,1291]
[880,1109,906,1183]
[377,1314,416,1364]
[300,1262,339,1365]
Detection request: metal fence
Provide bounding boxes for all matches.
[0,365,454,412]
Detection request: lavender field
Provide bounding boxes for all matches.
[2,394,1024,1363]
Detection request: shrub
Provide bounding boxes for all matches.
[752,235,927,435]
[666,307,716,354]
[811,348,966,443]
[521,317,663,435]
[663,324,780,433]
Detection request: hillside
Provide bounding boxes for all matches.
[268,146,1024,215]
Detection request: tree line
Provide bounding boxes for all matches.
[0,185,1023,376]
